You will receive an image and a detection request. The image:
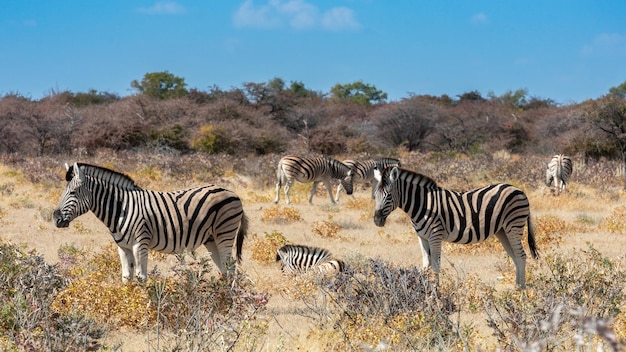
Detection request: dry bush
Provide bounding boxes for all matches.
[144,256,269,351]
[483,245,626,351]
[344,197,372,211]
[307,259,468,350]
[250,231,288,264]
[51,243,270,351]
[260,205,302,223]
[600,206,626,233]
[0,240,105,351]
[311,219,341,238]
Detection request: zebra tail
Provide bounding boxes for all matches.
[236,213,249,264]
[527,216,539,259]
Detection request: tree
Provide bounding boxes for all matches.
[488,88,528,108]
[373,98,435,151]
[131,71,188,99]
[457,90,485,102]
[585,94,626,189]
[329,81,387,105]
[609,80,626,99]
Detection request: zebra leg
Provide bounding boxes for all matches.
[204,240,234,274]
[284,180,293,205]
[308,181,318,204]
[322,180,336,204]
[495,230,527,288]
[117,246,135,283]
[133,244,149,281]
[334,183,344,202]
[418,237,431,269]
[274,182,281,204]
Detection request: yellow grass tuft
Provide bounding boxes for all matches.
[250,231,288,264]
[260,205,302,224]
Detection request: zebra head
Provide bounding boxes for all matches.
[53,162,92,228]
[373,166,400,227]
[340,169,354,195]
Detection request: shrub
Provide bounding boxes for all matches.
[311,219,341,238]
[191,124,230,154]
[260,205,302,224]
[0,241,105,351]
[250,231,288,264]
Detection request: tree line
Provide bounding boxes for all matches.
[1,71,626,175]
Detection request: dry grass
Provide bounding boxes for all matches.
[1,153,625,351]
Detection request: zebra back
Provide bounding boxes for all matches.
[277,156,352,181]
[345,158,401,182]
[276,244,344,275]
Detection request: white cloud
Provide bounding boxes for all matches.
[233,0,360,31]
[138,1,186,15]
[321,7,360,31]
[470,12,488,25]
[582,32,626,57]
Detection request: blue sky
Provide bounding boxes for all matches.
[2,1,626,104]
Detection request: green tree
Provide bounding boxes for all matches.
[585,94,626,189]
[131,71,188,99]
[488,88,528,108]
[329,81,387,105]
[609,80,626,99]
[457,90,485,102]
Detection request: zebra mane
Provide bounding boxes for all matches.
[391,167,438,188]
[68,163,140,191]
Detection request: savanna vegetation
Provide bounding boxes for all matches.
[0,73,625,351]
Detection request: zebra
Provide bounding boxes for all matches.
[276,244,345,275]
[373,166,538,288]
[274,155,354,205]
[334,157,401,202]
[52,162,248,282]
[546,154,573,196]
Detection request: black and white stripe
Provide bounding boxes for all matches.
[276,245,345,275]
[545,154,573,195]
[373,166,538,288]
[274,155,353,204]
[53,163,248,282]
[335,157,401,201]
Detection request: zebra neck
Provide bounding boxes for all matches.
[397,178,438,214]
[87,179,137,233]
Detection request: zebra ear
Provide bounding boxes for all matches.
[389,166,400,182]
[374,167,382,182]
[73,162,81,180]
[65,163,70,171]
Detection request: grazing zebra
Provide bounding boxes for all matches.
[373,166,538,288]
[52,163,248,282]
[274,155,354,205]
[546,154,573,196]
[335,157,401,201]
[276,244,345,275]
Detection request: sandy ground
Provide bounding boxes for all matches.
[1,164,624,351]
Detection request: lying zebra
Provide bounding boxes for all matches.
[276,244,345,276]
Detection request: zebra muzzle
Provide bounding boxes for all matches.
[373,211,386,227]
[52,209,70,228]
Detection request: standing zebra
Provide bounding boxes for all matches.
[274,155,353,205]
[373,166,538,288]
[335,157,401,202]
[53,163,248,282]
[276,244,345,275]
[546,154,573,196]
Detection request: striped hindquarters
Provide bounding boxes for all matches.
[546,154,573,194]
[276,244,345,275]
